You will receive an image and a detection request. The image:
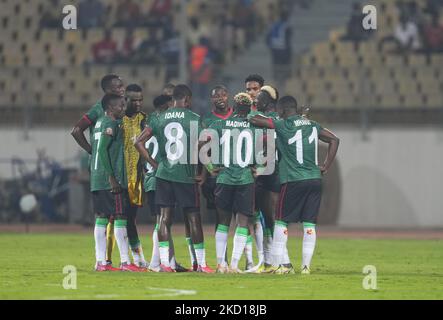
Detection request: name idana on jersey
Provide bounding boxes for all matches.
[165,111,185,119]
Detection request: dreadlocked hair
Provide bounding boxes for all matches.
[260,85,279,101]
[234,92,253,107]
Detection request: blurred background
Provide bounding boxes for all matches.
[0,0,442,228]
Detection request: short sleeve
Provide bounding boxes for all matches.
[313,121,323,132]
[85,103,102,124]
[272,118,285,133]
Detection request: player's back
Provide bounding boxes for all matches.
[151,107,200,184]
[209,113,256,185]
[274,114,323,183]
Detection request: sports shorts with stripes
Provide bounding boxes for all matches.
[214,183,255,217]
[155,178,200,211]
[92,190,129,218]
[275,179,322,224]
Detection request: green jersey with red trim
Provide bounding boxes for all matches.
[272,114,323,183]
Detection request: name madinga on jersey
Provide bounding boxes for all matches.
[294,119,311,126]
[165,111,185,119]
[225,120,250,128]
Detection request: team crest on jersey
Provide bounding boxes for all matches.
[105,127,113,136]
[306,228,314,235]
[95,121,101,128]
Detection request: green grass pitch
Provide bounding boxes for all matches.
[1,233,442,300]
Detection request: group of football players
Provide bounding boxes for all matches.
[71,73,339,274]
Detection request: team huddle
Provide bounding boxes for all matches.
[71,74,339,274]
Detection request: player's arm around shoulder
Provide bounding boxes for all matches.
[318,127,340,175]
[248,114,275,129]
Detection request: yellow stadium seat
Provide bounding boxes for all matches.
[332,94,355,109]
[372,78,396,95]
[62,92,84,108]
[327,78,351,95]
[0,92,11,107]
[424,93,443,108]
[396,78,418,95]
[284,77,304,96]
[305,79,326,96]
[407,55,427,67]
[384,55,406,67]
[392,67,414,80]
[419,80,441,95]
[40,93,61,108]
[111,65,134,82]
[329,28,346,43]
[310,93,332,108]
[378,94,402,109]
[401,93,424,108]
[369,68,392,82]
[64,31,82,46]
[430,55,443,67]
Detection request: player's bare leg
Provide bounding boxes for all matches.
[215,207,231,273]
[183,212,198,271]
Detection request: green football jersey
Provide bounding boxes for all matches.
[201,108,234,128]
[248,109,279,176]
[149,107,201,184]
[86,101,104,141]
[90,115,127,191]
[273,114,323,183]
[209,114,256,185]
[143,112,161,192]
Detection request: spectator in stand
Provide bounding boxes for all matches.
[190,37,214,115]
[379,15,421,53]
[78,0,105,28]
[133,28,160,64]
[422,14,443,53]
[144,0,173,28]
[149,0,172,17]
[188,17,209,47]
[92,30,118,64]
[233,0,257,49]
[117,28,138,63]
[266,12,292,85]
[115,0,141,28]
[424,0,443,19]
[40,0,61,28]
[161,29,180,82]
[341,2,373,48]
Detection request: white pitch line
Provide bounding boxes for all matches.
[146,287,197,298]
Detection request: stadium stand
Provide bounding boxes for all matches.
[286,0,443,114]
[0,0,273,122]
